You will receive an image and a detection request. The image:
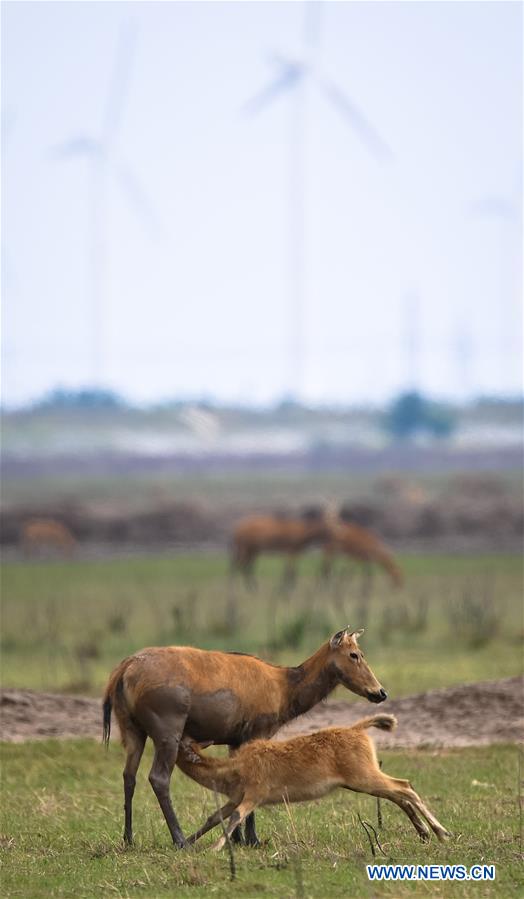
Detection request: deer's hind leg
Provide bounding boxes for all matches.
[280,551,299,593]
[135,691,190,849]
[148,724,188,847]
[121,721,147,845]
[361,561,374,598]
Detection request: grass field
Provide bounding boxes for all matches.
[1,551,522,897]
[1,552,522,696]
[1,739,522,898]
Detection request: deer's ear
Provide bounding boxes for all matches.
[330,629,347,649]
[350,628,365,640]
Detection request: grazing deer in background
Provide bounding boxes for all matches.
[21,518,76,557]
[321,519,403,593]
[230,508,331,589]
[177,715,450,850]
[103,627,387,849]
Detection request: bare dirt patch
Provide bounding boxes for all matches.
[1,676,522,747]
[278,675,524,748]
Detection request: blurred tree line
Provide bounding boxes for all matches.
[15,387,522,447]
[384,392,456,441]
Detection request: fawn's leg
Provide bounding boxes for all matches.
[359,772,450,842]
[392,778,451,840]
[187,800,239,845]
[212,800,257,852]
[344,781,430,842]
[393,798,432,841]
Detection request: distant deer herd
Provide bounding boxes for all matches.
[20,505,403,595]
[230,506,403,592]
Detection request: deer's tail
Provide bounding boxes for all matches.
[102,656,133,747]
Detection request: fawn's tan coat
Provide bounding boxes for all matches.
[177,715,450,850]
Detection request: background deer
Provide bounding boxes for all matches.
[102,627,386,848]
[321,519,403,592]
[177,715,450,850]
[20,518,76,557]
[230,507,331,589]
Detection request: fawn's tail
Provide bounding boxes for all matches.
[352,714,397,732]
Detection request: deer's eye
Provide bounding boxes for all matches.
[350,652,359,661]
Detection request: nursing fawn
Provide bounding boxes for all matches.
[177,715,450,850]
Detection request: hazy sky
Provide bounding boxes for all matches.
[2,0,522,407]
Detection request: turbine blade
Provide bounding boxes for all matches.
[47,137,102,160]
[240,65,302,117]
[114,159,163,239]
[2,106,17,145]
[102,20,137,146]
[304,0,324,51]
[470,197,514,219]
[319,78,393,162]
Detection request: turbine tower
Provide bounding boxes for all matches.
[470,190,521,394]
[402,291,421,392]
[241,1,393,398]
[50,21,161,387]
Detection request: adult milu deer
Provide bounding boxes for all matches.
[177,715,450,850]
[230,507,331,590]
[102,627,387,848]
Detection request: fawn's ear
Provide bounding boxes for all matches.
[179,739,202,764]
[350,628,365,641]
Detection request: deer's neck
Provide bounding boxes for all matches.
[283,644,337,721]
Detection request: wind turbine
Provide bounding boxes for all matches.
[50,21,162,387]
[241,1,393,398]
[402,291,422,392]
[470,187,521,393]
[2,107,18,293]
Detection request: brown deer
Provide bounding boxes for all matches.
[177,715,450,850]
[321,520,403,592]
[21,518,76,557]
[102,628,386,849]
[230,508,330,589]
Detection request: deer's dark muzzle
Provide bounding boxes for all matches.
[367,688,388,703]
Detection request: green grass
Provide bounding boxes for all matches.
[1,740,522,898]
[1,552,522,697]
